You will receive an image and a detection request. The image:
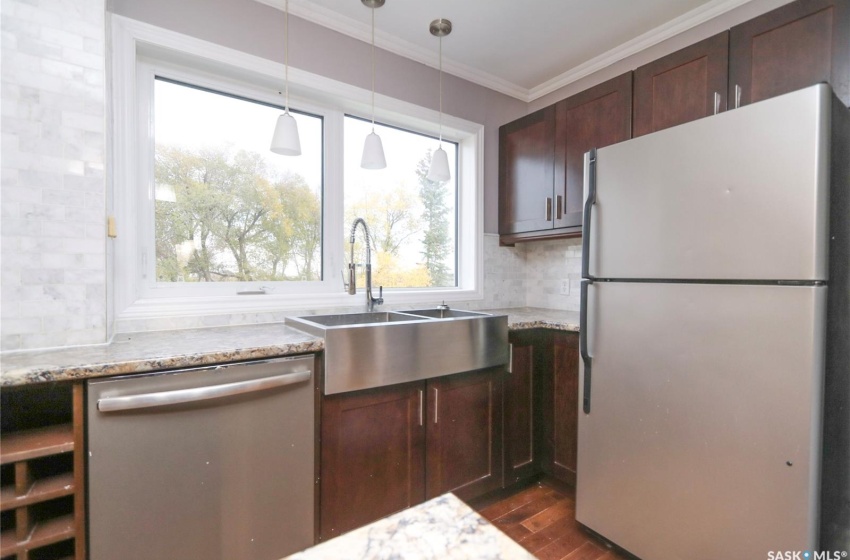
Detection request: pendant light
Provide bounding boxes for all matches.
[270,0,301,156]
[360,0,387,169]
[427,18,452,182]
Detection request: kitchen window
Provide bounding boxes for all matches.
[344,116,458,289]
[153,78,324,285]
[113,17,483,321]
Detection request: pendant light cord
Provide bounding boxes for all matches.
[284,0,290,113]
[438,34,443,145]
[371,6,376,131]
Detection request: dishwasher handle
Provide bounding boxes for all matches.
[97,369,312,412]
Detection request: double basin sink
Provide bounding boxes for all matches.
[287,308,509,394]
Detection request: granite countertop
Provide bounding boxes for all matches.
[0,307,578,387]
[284,493,535,560]
[0,323,323,387]
[486,307,580,332]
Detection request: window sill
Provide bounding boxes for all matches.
[117,288,485,321]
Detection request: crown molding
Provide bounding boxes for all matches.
[528,0,760,101]
[256,0,760,104]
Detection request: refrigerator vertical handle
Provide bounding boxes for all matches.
[581,149,597,280]
[580,280,593,414]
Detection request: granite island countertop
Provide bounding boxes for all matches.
[284,493,536,560]
[0,307,579,387]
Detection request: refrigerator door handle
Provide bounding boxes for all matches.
[580,279,593,414]
[581,149,597,280]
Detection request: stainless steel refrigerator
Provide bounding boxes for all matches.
[577,84,850,559]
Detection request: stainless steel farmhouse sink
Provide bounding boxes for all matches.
[287,308,508,394]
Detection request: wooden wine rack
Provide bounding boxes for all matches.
[1,384,86,560]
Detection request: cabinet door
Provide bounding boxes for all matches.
[555,73,632,228]
[499,107,555,234]
[540,331,580,486]
[319,382,425,540]
[633,33,729,137]
[729,0,850,107]
[425,368,504,500]
[503,331,540,486]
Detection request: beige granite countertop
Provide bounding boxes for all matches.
[487,307,580,332]
[0,323,323,386]
[0,307,578,387]
[284,493,535,560]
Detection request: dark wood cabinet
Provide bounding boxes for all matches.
[503,331,541,486]
[633,33,729,137]
[555,72,633,224]
[729,0,849,108]
[542,332,580,486]
[319,381,425,541]
[499,74,632,245]
[320,368,504,539]
[499,107,556,236]
[425,368,504,500]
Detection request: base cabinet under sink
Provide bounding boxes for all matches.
[318,367,504,541]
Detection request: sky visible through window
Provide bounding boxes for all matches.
[153,78,457,289]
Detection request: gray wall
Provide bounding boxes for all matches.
[107,0,527,234]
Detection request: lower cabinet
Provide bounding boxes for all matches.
[319,367,503,541]
[503,330,581,488]
[542,331,580,486]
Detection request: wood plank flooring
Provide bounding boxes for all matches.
[470,479,632,560]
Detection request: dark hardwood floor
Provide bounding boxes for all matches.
[468,478,632,560]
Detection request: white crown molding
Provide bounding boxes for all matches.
[256,0,759,103]
[528,0,758,101]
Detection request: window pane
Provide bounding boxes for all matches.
[153,78,323,283]
[343,117,457,288]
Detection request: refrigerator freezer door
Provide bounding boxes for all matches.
[585,84,831,281]
[577,282,826,560]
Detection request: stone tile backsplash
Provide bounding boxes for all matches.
[1,0,107,351]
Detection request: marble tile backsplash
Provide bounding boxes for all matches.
[525,237,583,311]
[1,0,107,351]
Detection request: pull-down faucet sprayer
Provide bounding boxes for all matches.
[347,218,383,310]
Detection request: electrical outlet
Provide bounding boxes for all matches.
[559,279,570,295]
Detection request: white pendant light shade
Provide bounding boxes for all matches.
[361,131,387,169]
[269,0,301,157]
[270,112,301,156]
[427,146,450,182]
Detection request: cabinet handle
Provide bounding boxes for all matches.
[556,195,563,220]
[713,92,721,115]
[734,85,742,109]
[507,343,513,374]
[433,387,439,424]
[545,197,553,221]
[418,389,423,426]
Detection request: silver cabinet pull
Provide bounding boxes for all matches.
[98,370,312,412]
[433,387,439,424]
[418,389,424,426]
[556,195,563,220]
[734,85,742,109]
[545,197,553,221]
[507,343,514,374]
[713,92,721,115]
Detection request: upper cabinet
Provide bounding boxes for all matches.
[729,0,849,108]
[499,74,632,245]
[499,107,556,236]
[555,72,632,225]
[633,33,729,137]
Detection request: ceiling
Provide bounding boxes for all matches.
[260,0,754,102]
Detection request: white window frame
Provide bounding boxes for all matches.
[111,15,484,322]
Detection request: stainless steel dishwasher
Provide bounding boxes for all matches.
[87,356,314,560]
